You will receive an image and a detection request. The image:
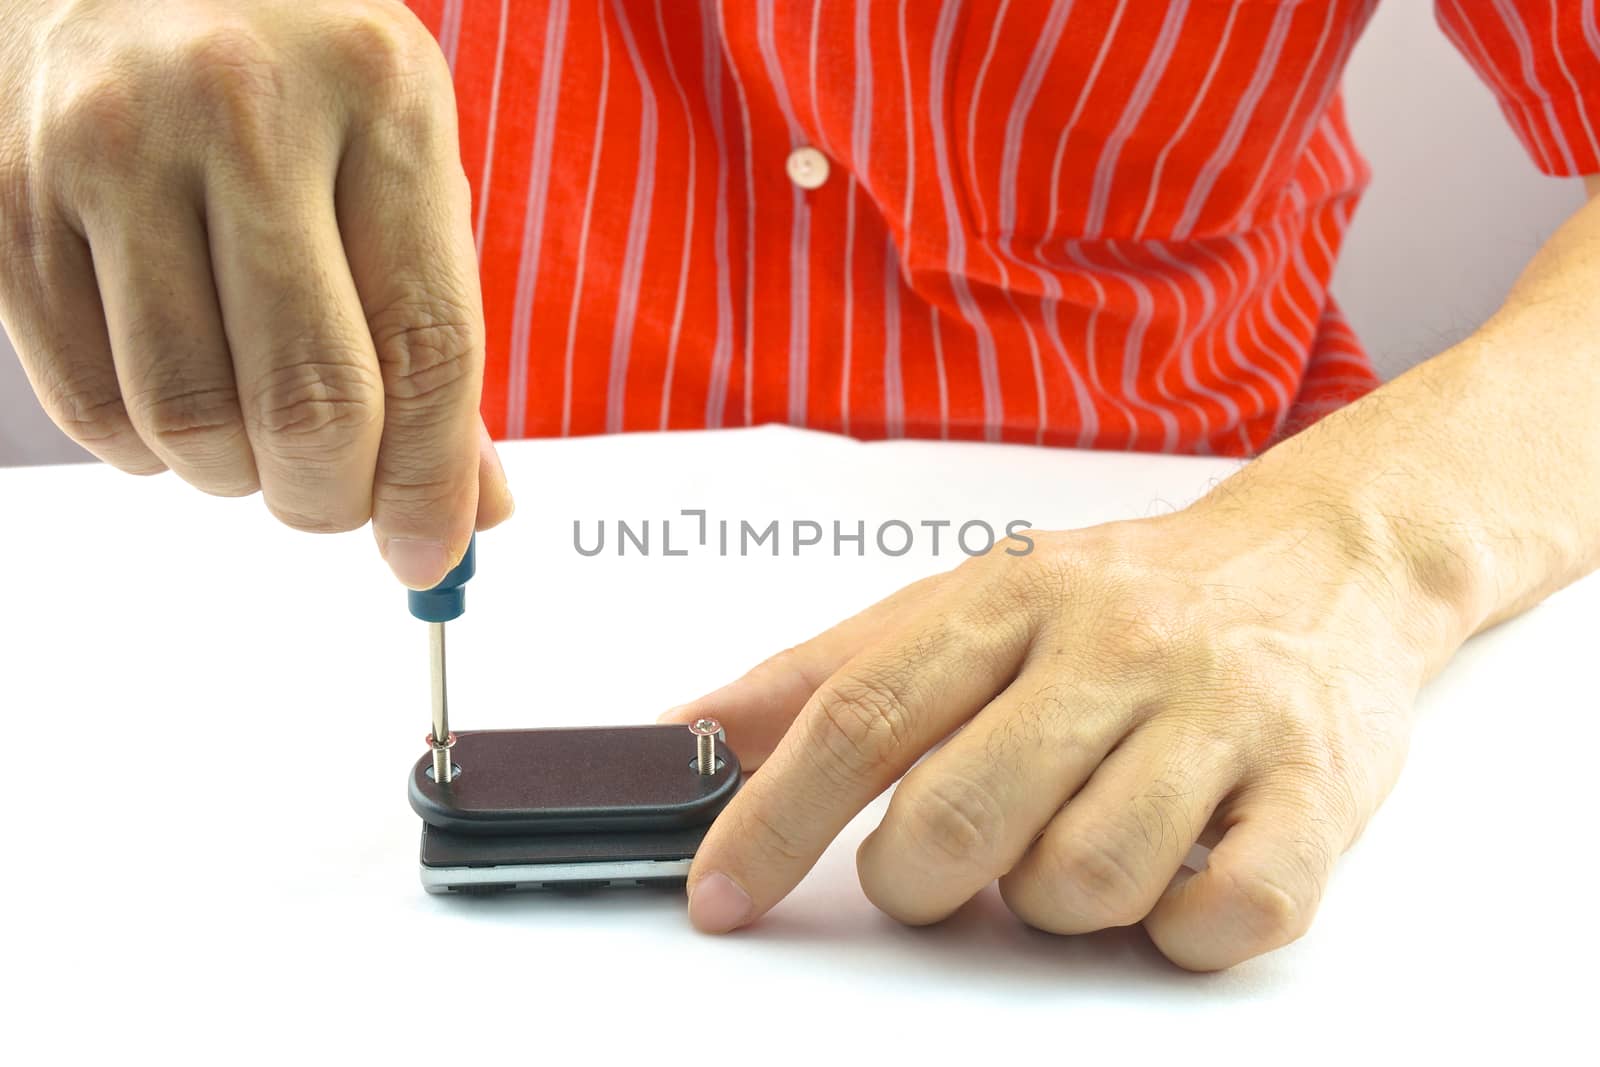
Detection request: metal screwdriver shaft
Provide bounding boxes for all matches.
[429,621,452,783]
[409,535,476,786]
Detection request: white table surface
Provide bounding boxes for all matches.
[5,426,1594,1064]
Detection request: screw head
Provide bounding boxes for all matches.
[689,718,721,736]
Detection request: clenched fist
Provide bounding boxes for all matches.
[0,0,511,586]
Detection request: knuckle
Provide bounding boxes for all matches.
[132,382,246,455]
[1088,600,1186,680]
[967,558,1050,638]
[42,75,148,180]
[372,472,460,513]
[806,675,912,781]
[173,26,285,124]
[175,25,279,92]
[1038,833,1150,928]
[1254,696,1342,781]
[265,498,368,535]
[35,373,164,473]
[763,644,807,679]
[324,8,437,86]
[109,452,169,477]
[895,773,1005,870]
[757,645,823,694]
[164,27,306,183]
[985,535,1061,595]
[249,358,382,453]
[325,9,450,139]
[1002,681,1105,757]
[368,299,478,406]
[38,375,129,445]
[1260,763,1364,854]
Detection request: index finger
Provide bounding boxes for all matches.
[331,12,509,587]
[685,567,1034,933]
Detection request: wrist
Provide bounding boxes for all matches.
[1185,468,1492,681]
[1341,482,1496,675]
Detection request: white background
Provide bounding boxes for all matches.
[0,0,1587,465]
[3,428,1597,1063]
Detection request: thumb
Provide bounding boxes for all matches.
[657,572,950,769]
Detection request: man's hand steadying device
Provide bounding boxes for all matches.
[0,0,512,587]
[667,178,1600,970]
[667,497,1442,972]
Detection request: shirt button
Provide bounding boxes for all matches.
[785,146,830,190]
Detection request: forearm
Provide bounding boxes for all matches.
[1200,180,1600,679]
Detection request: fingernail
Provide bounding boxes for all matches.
[384,537,449,590]
[688,872,752,933]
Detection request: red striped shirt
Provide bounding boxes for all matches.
[405,0,1600,457]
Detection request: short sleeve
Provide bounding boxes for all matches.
[1436,0,1600,175]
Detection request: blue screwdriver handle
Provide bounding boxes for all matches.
[407,534,476,623]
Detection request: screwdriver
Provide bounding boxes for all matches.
[409,534,476,785]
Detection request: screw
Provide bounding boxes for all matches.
[427,731,456,784]
[690,718,720,775]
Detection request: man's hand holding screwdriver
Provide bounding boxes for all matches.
[0,0,512,587]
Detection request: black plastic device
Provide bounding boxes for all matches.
[408,725,742,894]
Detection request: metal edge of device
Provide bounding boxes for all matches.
[420,857,694,893]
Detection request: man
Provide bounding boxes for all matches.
[1,0,1595,971]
